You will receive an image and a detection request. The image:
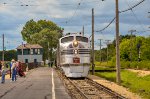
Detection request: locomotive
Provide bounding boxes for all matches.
[57,33,91,77]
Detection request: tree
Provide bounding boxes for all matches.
[120,39,130,61]
[21,19,63,60]
[0,50,17,61]
[139,36,150,60]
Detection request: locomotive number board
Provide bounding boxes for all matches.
[73,57,80,63]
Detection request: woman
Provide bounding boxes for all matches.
[18,61,26,77]
[1,61,5,84]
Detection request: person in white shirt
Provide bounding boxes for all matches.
[11,59,17,81]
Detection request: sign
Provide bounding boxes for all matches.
[73,57,80,63]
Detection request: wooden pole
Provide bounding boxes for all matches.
[2,34,4,61]
[92,8,95,75]
[116,0,121,84]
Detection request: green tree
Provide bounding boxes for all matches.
[21,19,63,60]
[139,36,150,60]
[0,50,17,61]
[120,39,130,61]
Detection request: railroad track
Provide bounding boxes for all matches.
[56,68,126,99]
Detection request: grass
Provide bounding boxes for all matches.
[93,68,150,99]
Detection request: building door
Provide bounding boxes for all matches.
[34,59,37,63]
[25,59,28,63]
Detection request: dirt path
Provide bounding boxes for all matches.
[127,69,150,77]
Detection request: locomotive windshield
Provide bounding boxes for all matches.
[76,36,88,42]
[61,36,74,43]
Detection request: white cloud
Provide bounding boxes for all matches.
[0,0,149,50]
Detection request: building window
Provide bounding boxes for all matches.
[28,49,30,54]
[17,49,22,55]
[38,49,40,54]
[35,49,38,54]
[31,49,33,54]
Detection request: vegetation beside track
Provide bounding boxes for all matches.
[91,65,150,99]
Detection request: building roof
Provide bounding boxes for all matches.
[16,43,43,49]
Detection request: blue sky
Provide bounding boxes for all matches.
[0,0,150,50]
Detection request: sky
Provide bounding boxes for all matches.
[0,0,150,50]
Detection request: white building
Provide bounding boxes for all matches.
[16,43,43,64]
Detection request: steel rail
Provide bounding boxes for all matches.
[56,68,126,99]
[68,79,89,99]
[86,78,126,99]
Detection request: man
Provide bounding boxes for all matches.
[11,59,17,81]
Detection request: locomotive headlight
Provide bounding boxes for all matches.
[74,49,78,54]
[73,41,78,47]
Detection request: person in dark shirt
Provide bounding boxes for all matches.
[0,61,2,70]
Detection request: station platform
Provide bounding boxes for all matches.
[0,67,71,99]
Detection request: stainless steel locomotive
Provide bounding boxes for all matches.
[57,33,91,77]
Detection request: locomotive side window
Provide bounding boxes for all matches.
[61,36,74,43]
[76,36,88,42]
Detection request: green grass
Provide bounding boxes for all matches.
[94,70,150,99]
[91,66,115,71]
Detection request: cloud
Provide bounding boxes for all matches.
[0,0,149,50]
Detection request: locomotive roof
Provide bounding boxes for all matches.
[61,34,88,39]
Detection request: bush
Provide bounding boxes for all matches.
[137,61,150,70]
[96,60,150,70]
[121,61,130,69]
[122,61,150,70]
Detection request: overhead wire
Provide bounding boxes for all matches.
[0,2,39,6]
[60,0,83,24]
[95,0,146,33]
[125,0,146,31]
[60,0,104,24]
[0,0,100,6]
[134,30,150,35]
[96,17,115,32]
[119,0,145,13]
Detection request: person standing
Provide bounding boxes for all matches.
[18,61,26,77]
[1,61,6,84]
[0,61,2,70]
[11,59,17,81]
[16,60,19,76]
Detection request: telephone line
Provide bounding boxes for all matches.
[95,0,145,33]
[124,0,145,31]
[119,0,145,13]
[61,0,83,24]
[96,17,115,32]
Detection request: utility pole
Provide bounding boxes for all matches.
[98,39,102,62]
[2,34,4,61]
[137,43,141,69]
[105,40,111,63]
[82,25,84,36]
[115,0,121,85]
[92,8,95,75]
[48,42,50,61]
[148,11,150,18]
[21,42,24,63]
[128,30,136,62]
